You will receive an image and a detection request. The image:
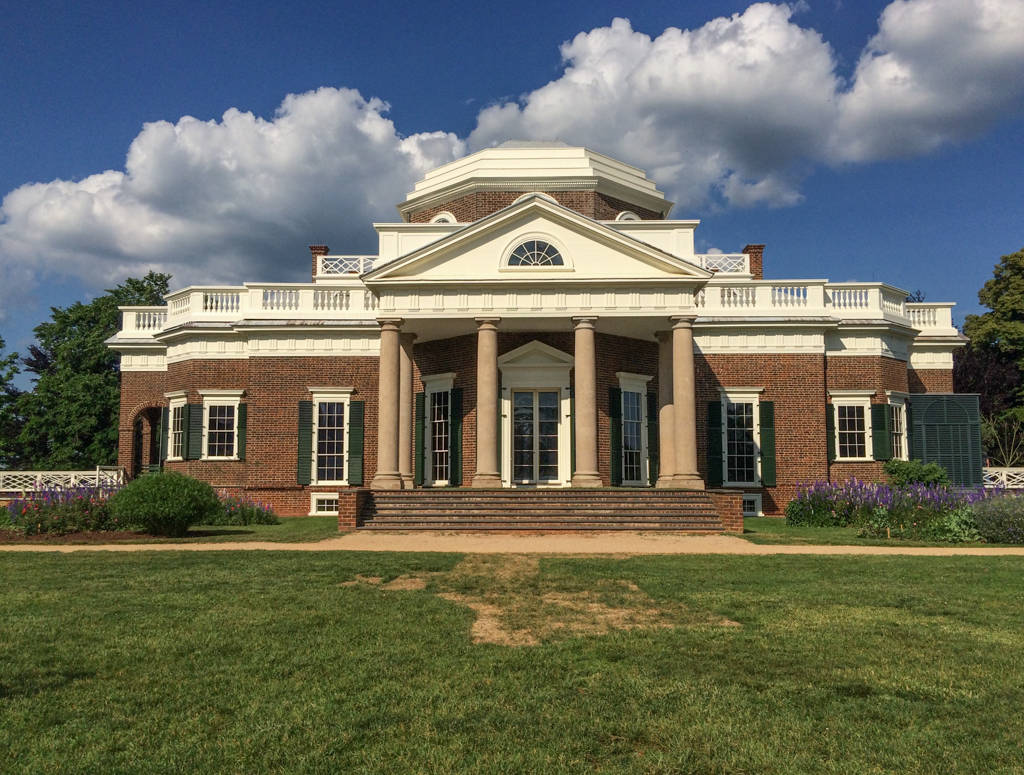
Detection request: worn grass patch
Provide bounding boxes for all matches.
[2,552,1023,773]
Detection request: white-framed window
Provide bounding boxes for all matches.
[310,492,340,516]
[423,373,455,486]
[888,394,908,461]
[199,390,243,460]
[721,388,762,486]
[500,233,571,271]
[829,390,874,462]
[617,372,652,486]
[309,388,353,485]
[742,493,763,518]
[165,391,186,461]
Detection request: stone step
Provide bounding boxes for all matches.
[360,522,723,531]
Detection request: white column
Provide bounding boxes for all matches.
[571,316,602,487]
[671,316,705,490]
[655,330,677,487]
[371,318,404,490]
[472,317,503,488]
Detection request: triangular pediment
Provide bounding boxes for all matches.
[498,340,574,370]
[364,196,711,286]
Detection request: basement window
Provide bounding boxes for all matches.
[310,493,340,516]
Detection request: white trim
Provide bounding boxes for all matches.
[720,389,762,487]
[166,397,187,462]
[309,390,352,486]
[421,372,456,392]
[309,492,340,517]
[617,373,652,486]
[164,390,187,400]
[831,396,873,462]
[429,211,457,224]
[615,211,641,221]
[201,395,241,461]
[741,493,763,518]
[888,398,908,462]
[423,376,455,487]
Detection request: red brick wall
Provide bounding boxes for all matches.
[408,190,663,223]
[909,368,953,393]
[708,490,744,533]
[742,244,765,280]
[118,371,169,475]
[697,353,827,515]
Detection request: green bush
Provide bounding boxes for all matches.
[109,473,223,537]
[883,459,951,487]
[204,493,278,526]
[971,495,1024,544]
[859,505,981,543]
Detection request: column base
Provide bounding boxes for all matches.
[400,474,415,488]
[370,472,404,490]
[571,472,603,488]
[671,473,705,490]
[471,473,503,488]
[655,475,678,489]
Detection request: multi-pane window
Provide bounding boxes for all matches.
[169,403,184,459]
[429,390,450,484]
[205,404,236,458]
[725,400,757,484]
[507,240,564,267]
[316,401,346,483]
[890,402,906,460]
[622,390,643,483]
[837,404,867,459]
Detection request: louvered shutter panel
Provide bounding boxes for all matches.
[449,388,462,487]
[296,400,313,485]
[871,403,891,461]
[186,403,204,460]
[647,391,659,487]
[158,407,169,463]
[759,401,776,487]
[414,392,425,486]
[908,394,982,487]
[236,403,247,461]
[348,401,365,486]
[609,387,623,486]
[707,401,723,487]
[826,404,836,463]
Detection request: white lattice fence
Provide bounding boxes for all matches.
[0,466,125,496]
[983,468,1024,489]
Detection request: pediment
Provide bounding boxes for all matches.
[364,196,711,286]
[498,340,574,370]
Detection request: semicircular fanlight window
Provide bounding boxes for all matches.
[508,240,564,267]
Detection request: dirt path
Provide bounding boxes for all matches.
[2,531,1024,555]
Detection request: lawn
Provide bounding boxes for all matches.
[2,551,1023,773]
[740,516,1003,547]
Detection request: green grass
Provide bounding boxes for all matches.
[134,516,340,543]
[740,517,1001,547]
[2,551,1023,773]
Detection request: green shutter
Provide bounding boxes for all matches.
[609,387,623,486]
[158,407,169,463]
[186,403,203,460]
[414,392,425,486]
[908,394,982,487]
[759,401,776,487]
[449,388,463,487]
[297,400,313,485]
[871,403,892,461]
[647,392,659,487]
[826,404,836,463]
[237,403,247,461]
[707,401,723,487]
[569,387,575,475]
[348,401,365,486]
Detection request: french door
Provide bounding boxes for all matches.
[512,390,560,484]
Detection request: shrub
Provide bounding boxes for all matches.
[206,492,278,526]
[108,473,223,537]
[971,495,1024,544]
[883,459,951,487]
[5,484,122,535]
[860,505,981,543]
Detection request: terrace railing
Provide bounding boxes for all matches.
[982,467,1024,489]
[316,255,376,277]
[0,466,126,496]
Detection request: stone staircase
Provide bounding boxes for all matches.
[359,489,725,531]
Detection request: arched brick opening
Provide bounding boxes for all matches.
[128,405,163,478]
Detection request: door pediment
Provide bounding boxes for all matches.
[364,196,711,286]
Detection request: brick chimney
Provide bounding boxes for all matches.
[309,245,329,279]
[742,244,765,280]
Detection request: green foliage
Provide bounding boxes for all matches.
[13,272,170,468]
[0,335,22,468]
[963,247,1024,397]
[971,495,1024,544]
[882,458,951,486]
[859,505,981,543]
[109,472,222,537]
[203,493,279,525]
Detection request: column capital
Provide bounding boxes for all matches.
[376,317,404,330]
[571,315,598,329]
[670,315,696,329]
[474,316,501,329]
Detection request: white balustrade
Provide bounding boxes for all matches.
[983,467,1024,489]
[262,288,301,311]
[203,290,241,314]
[828,285,871,310]
[0,466,125,495]
[696,254,749,274]
[314,288,350,311]
[318,255,376,276]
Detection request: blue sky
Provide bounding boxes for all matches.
[2,0,1023,376]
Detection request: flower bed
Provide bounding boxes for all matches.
[785,479,1012,543]
[5,483,123,535]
